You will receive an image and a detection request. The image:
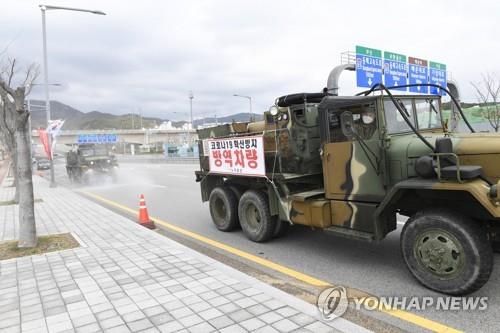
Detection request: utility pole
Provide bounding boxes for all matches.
[40,7,56,187]
[189,91,194,128]
[188,91,194,145]
[139,108,143,129]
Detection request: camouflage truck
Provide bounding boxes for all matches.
[195,83,500,295]
[66,143,118,183]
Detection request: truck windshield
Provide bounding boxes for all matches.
[384,98,415,133]
[384,98,443,133]
[415,99,442,130]
[80,149,93,157]
[94,146,107,155]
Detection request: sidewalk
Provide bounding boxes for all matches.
[0,176,370,333]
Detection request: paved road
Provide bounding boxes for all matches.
[47,160,500,332]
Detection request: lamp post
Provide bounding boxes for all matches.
[188,91,194,127]
[39,4,105,188]
[233,94,253,122]
[188,91,194,146]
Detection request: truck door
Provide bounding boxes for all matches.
[321,100,386,232]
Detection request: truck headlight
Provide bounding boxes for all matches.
[90,161,94,165]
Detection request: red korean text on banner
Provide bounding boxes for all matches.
[206,136,266,177]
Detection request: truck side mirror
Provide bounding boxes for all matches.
[341,111,355,139]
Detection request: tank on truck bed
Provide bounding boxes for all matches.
[195,81,500,296]
[196,92,326,177]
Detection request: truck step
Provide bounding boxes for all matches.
[324,225,375,242]
[290,188,325,202]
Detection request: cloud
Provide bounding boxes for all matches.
[1,0,499,119]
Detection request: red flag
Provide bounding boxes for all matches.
[38,129,51,160]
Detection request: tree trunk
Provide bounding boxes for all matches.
[16,117,37,248]
[12,152,19,203]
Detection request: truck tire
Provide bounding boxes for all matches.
[209,186,239,232]
[228,185,244,201]
[238,190,276,242]
[401,209,493,295]
[273,220,290,238]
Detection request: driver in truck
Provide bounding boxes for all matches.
[354,107,377,139]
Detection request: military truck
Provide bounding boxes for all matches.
[195,81,500,295]
[66,143,118,183]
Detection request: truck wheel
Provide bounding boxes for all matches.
[401,209,493,295]
[238,190,276,242]
[209,186,239,232]
[492,241,500,253]
[273,220,290,238]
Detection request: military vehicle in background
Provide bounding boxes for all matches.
[195,75,500,295]
[66,143,118,183]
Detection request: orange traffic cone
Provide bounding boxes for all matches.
[138,194,155,229]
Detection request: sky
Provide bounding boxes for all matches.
[1,0,499,121]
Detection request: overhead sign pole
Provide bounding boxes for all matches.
[429,61,447,96]
[355,45,383,88]
[383,51,407,91]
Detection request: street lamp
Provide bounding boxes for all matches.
[188,91,194,127]
[39,4,106,188]
[233,94,253,122]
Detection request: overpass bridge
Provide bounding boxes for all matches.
[31,128,198,146]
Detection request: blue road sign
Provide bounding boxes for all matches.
[429,61,447,96]
[408,57,429,94]
[383,51,407,91]
[356,46,383,88]
[78,134,118,144]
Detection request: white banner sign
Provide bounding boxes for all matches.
[206,135,266,177]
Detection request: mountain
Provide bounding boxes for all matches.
[29,100,164,130]
[28,100,263,131]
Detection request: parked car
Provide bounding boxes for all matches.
[37,158,51,170]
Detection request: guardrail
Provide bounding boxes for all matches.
[31,128,197,136]
[116,155,198,164]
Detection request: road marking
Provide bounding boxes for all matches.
[81,190,462,333]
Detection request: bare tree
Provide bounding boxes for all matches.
[471,73,500,132]
[0,57,40,247]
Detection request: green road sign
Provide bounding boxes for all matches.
[356,45,382,58]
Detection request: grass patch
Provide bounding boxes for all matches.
[0,198,44,206]
[0,200,17,206]
[0,233,79,260]
[442,106,499,124]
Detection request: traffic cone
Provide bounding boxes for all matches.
[138,194,155,229]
